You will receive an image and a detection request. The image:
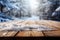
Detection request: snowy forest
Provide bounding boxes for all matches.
[0,0,60,22]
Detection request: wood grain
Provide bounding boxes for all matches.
[0,31,18,37]
[43,30,60,36]
[16,31,44,37]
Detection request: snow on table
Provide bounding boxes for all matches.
[0,20,58,31]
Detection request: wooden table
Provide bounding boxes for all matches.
[0,20,60,37]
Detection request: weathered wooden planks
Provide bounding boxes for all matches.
[43,30,60,36]
[16,31,44,37]
[0,31,18,37]
[0,20,60,37]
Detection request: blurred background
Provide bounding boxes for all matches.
[0,0,60,22]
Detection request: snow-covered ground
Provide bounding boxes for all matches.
[14,15,40,20]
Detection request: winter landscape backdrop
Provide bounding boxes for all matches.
[0,0,60,22]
